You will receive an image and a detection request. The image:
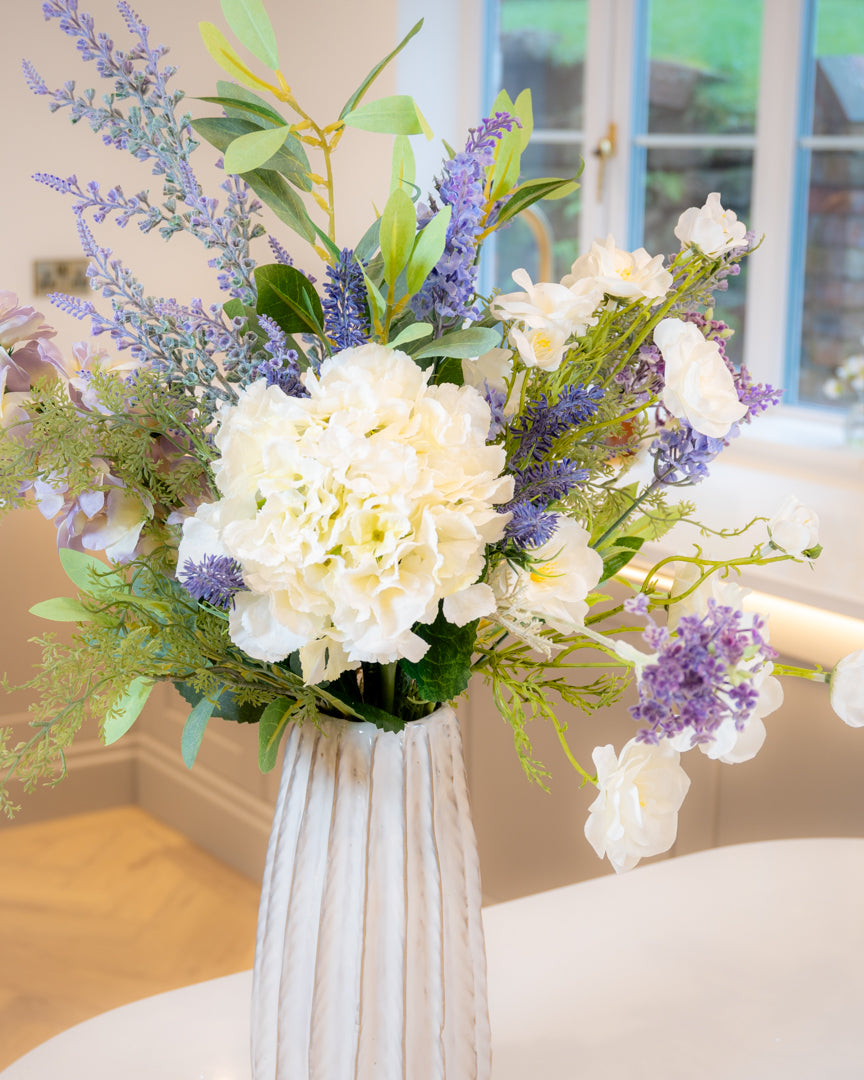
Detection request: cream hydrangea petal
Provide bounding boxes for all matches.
[443,583,496,627]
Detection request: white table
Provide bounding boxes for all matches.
[4,839,864,1079]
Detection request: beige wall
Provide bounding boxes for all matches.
[3,0,864,906]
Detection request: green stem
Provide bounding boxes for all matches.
[773,663,828,682]
[381,662,398,715]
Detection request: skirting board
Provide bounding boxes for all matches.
[135,732,274,882]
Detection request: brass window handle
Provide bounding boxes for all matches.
[592,122,617,200]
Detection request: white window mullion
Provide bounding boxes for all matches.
[581,0,641,250]
[744,0,809,390]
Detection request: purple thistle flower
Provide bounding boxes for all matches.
[322,248,369,350]
[511,383,605,462]
[503,501,559,549]
[631,600,776,746]
[178,553,246,610]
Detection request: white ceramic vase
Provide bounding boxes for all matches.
[250,705,491,1080]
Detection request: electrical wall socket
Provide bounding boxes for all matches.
[33,258,90,296]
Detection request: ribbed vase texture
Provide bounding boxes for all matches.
[250,705,491,1080]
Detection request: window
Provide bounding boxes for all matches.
[488,0,864,410]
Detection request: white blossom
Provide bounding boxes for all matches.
[674,192,748,257]
[488,518,603,636]
[563,235,673,302]
[584,738,691,873]
[767,495,820,557]
[830,650,864,728]
[178,345,513,681]
[655,317,747,438]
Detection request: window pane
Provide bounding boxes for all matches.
[643,148,753,367]
[494,142,584,289]
[498,0,587,130]
[798,151,864,403]
[647,0,763,135]
[813,1,864,136]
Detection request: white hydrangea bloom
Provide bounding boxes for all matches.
[584,738,691,873]
[563,235,673,302]
[830,650,864,728]
[488,518,603,636]
[177,345,513,682]
[674,192,748,257]
[655,317,747,438]
[767,494,820,557]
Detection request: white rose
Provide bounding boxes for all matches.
[767,495,820,557]
[490,268,601,337]
[655,318,747,438]
[489,518,603,634]
[563,235,673,302]
[674,192,748,257]
[584,738,691,873]
[508,322,570,371]
[830,650,864,727]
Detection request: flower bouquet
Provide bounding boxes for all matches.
[2,2,862,1076]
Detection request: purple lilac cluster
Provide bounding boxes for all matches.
[631,600,776,746]
[613,342,664,404]
[510,383,604,462]
[650,422,726,485]
[30,0,263,304]
[179,554,247,611]
[251,315,306,397]
[411,113,518,329]
[322,249,369,350]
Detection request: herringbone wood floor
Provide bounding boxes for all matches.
[0,806,261,1070]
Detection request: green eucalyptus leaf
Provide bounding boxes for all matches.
[399,608,477,703]
[339,19,424,119]
[199,22,274,92]
[181,694,217,768]
[255,263,324,336]
[104,677,154,745]
[354,218,382,264]
[512,88,534,149]
[494,173,581,227]
[390,134,416,193]
[362,269,386,326]
[58,548,124,598]
[173,681,263,724]
[242,169,317,243]
[405,204,451,296]
[412,326,502,360]
[312,225,341,262]
[387,323,433,350]
[380,187,416,285]
[599,536,646,583]
[220,0,279,70]
[29,597,105,624]
[342,95,431,137]
[430,356,465,387]
[488,126,523,204]
[224,124,292,175]
[258,697,295,772]
[192,116,311,190]
[198,92,287,127]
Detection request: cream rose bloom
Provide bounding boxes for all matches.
[830,650,864,728]
[767,494,820,557]
[563,235,673,302]
[178,345,513,682]
[489,518,603,636]
[655,317,747,438]
[674,192,748,257]
[584,738,691,873]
